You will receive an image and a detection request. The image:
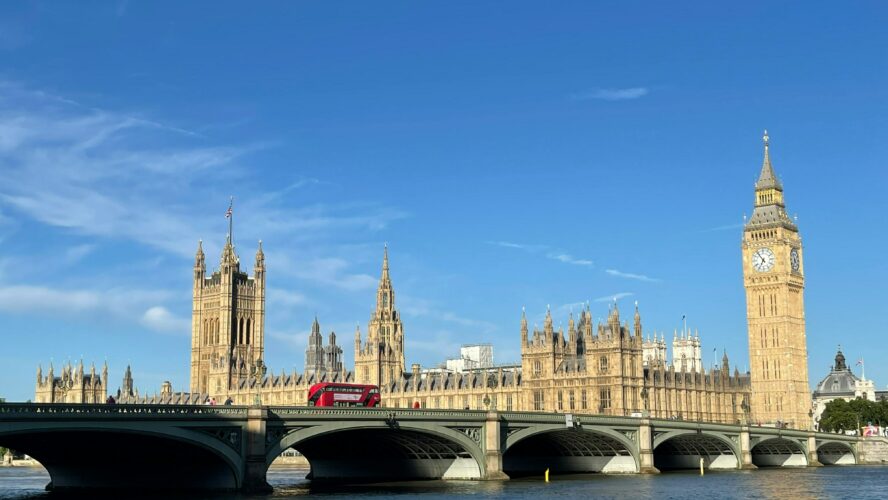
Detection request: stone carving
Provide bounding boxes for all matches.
[450,426,482,445]
[198,427,242,451]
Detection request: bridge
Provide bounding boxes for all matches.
[0,403,859,492]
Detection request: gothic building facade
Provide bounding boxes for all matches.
[190,235,266,397]
[34,361,108,403]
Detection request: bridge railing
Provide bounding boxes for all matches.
[267,406,489,420]
[0,403,250,418]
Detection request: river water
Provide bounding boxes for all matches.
[1,465,885,499]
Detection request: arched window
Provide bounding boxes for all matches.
[246,318,252,344]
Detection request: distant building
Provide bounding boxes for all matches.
[672,330,703,373]
[445,344,494,373]
[304,316,343,380]
[641,333,667,367]
[812,348,887,427]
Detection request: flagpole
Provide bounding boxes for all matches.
[228,196,234,245]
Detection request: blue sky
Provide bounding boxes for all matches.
[1,2,886,401]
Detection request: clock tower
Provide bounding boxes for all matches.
[742,131,811,429]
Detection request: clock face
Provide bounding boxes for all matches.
[752,247,776,272]
[790,248,800,272]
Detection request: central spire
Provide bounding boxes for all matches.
[756,130,782,190]
[375,244,394,313]
[381,243,390,282]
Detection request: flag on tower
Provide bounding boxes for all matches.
[857,358,864,366]
[225,200,233,218]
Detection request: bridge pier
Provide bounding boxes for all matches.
[638,419,659,473]
[806,432,823,467]
[243,407,273,492]
[739,426,757,469]
[484,411,509,480]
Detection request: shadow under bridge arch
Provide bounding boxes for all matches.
[0,424,242,491]
[503,426,638,477]
[653,431,740,471]
[751,437,808,467]
[817,441,856,465]
[267,422,485,481]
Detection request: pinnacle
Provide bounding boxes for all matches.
[756,129,782,190]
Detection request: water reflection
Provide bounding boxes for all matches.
[1,464,886,499]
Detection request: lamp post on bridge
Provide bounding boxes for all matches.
[641,387,649,417]
[251,360,266,407]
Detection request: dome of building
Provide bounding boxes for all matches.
[813,348,859,397]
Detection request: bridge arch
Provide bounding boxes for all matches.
[652,430,740,470]
[267,421,485,481]
[816,440,857,465]
[503,425,638,477]
[750,437,808,467]
[0,422,243,490]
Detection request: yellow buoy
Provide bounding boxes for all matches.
[544,468,550,482]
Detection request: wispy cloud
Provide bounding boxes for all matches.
[400,295,498,334]
[271,254,378,292]
[489,241,594,267]
[488,240,545,252]
[593,292,634,303]
[0,81,405,294]
[546,252,593,267]
[268,288,307,307]
[405,330,462,358]
[0,284,175,318]
[64,244,96,264]
[572,87,649,101]
[605,269,660,283]
[140,306,190,335]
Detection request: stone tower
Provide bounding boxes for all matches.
[742,131,811,429]
[354,245,405,387]
[304,317,344,379]
[304,316,326,379]
[189,218,266,396]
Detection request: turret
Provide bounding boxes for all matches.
[520,307,528,345]
[568,312,576,346]
[544,305,553,339]
[121,364,134,398]
[194,240,206,283]
[254,240,265,280]
[633,301,642,338]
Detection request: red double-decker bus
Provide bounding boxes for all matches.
[307,383,381,407]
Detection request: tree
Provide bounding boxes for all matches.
[820,397,888,433]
